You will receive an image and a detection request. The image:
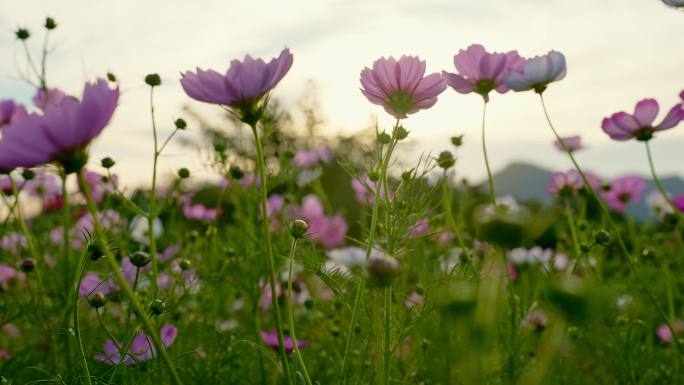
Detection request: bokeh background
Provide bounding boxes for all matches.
[1,0,682,186]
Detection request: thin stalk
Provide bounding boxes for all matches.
[382,285,392,385]
[248,122,294,384]
[77,170,184,385]
[440,173,470,260]
[73,253,93,385]
[539,94,684,355]
[564,199,582,263]
[339,121,400,385]
[287,238,314,385]
[645,141,683,221]
[96,309,121,351]
[480,101,496,206]
[60,169,74,371]
[148,86,160,295]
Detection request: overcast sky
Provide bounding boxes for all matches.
[1,0,683,186]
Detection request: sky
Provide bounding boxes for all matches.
[0,0,683,187]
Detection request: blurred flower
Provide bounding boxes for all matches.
[0,232,27,253]
[181,48,293,115]
[673,195,684,212]
[405,292,424,310]
[0,264,17,286]
[292,147,332,168]
[505,51,566,93]
[547,169,583,197]
[181,194,221,222]
[437,231,455,246]
[24,171,63,211]
[260,330,308,353]
[520,310,548,332]
[33,88,67,109]
[554,135,582,152]
[601,98,684,141]
[0,349,10,361]
[0,79,118,172]
[291,195,347,248]
[240,173,260,188]
[602,175,646,212]
[79,272,111,298]
[325,246,366,273]
[409,218,430,236]
[646,190,674,219]
[351,176,392,205]
[296,167,323,187]
[442,44,523,102]
[657,320,684,345]
[81,169,117,204]
[360,55,446,119]
[95,324,177,365]
[508,246,567,272]
[129,216,163,245]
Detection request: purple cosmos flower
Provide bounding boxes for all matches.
[601,98,684,141]
[657,320,684,345]
[673,195,684,212]
[360,55,446,119]
[0,264,17,286]
[81,169,117,204]
[442,44,523,102]
[95,324,177,365]
[554,135,583,152]
[291,195,348,248]
[181,48,293,121]
[505,51,567,93]
[351,176,392,205]
[0,79,118,172]
[33,88,68,109]
[266,194,285,217]
[409,218,430,236]
[79,272,112,298]
[24,171,64,212]
[602,175,646,212]
[292,147,332,168]
[547,170,583,197]
[0,100,25,126]
[261,330,308,353]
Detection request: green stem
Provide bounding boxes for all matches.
[77,170,184,385]
[73,252,93,385]
[249,122,294,384]
[564,198,582,268]
[645,141,683,221]
[60,169,74,370]
[148,86,160,296]
[339,121,400,385]
[440,173,470,260]
[287,238,314,385]
[539,94,684,355]
[382,285,392,385]
[480,101,496,206]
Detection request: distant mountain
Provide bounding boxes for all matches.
[482,162,684,220]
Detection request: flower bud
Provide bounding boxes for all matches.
[21,258,36,273]
[107,72,117,82]
[88,292,107,309]
[21,169,35,181]
[144,74,161,87]
[87,241,105,261]
[368,253,400,288]
[229,165,244,180]
[214,141,227,154]
[44,17,57,30]
[289,219,309,239]
[177,168,190,179]
[451,135,464,147]
[101,157,115,169]
[594,230,611,246]
[378,132,391,144]
[150,299,166,315]
[15,28,30,40]
[436,151,455,170]
[174,118,187,130]
[179,259,192,270]
[283,148,295,159]
[580,243,591,253]
[401,170,413,182]
[394,125,409,140]
[367,171,380,182]
[130,251,151,268]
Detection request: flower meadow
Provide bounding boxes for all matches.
[2,4,684,384]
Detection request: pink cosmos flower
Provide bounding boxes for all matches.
[409,218,430,236]
[240,173,261,188]
[546,170,583,197]
[261,330,308,353]
[442,44,523,102]
[0,264,17,286]
[657,320,684,345]
[33,88,68,109]
[601,98,684,141]
[673,195,684,212]
[554,135,583,152]
[505,51,567,93]
[0,79,118,172]
[292,195,348,248]
[0,349,10,361]
[181,48,293,111]
[266,194,285,216]
[404,292,424,310]
[181,194,221,222]
[81,169,117,204]
[292,147,332,168]
[351,176,392,205]
[95,324,177,365]
[602,175,646,212]
[24,171,63,211]
[0,232,27,253]
[360,55,446,119]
